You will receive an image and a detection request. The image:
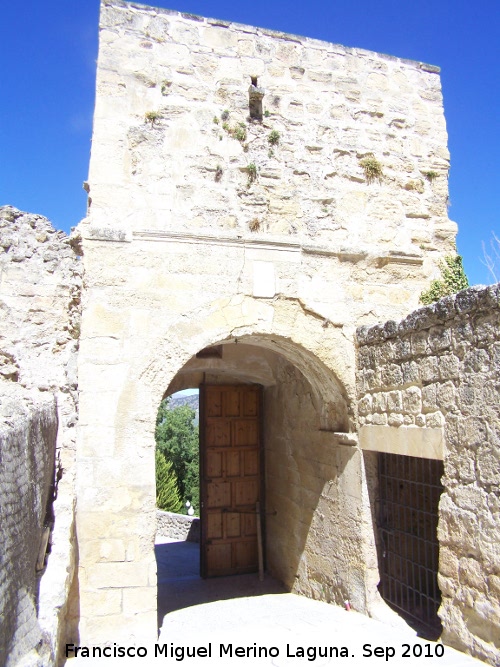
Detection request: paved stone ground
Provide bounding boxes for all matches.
[155,535,286,624]
[69,537,485,665]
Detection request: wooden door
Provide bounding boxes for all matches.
[200,385,262,577]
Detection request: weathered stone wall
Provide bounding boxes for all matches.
[156,510,200,542]
[0,206,82,665]
[0,389,56,667]
[356,284,500,665]
[89,0,456,274]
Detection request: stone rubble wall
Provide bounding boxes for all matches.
[356,284,500,665]
[0,206,82,666]
[156,510,200,542]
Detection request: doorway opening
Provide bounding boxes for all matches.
[155,336,351,630]
[155,381,285,631]
[377,453,444,639]
[155,379,281,629]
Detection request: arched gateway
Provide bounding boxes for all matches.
[75,0,456,646]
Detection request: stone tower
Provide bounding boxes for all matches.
[76,0,456,645]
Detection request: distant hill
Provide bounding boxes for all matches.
[168,393,199,425]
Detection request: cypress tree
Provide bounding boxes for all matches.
[155,449,183,513]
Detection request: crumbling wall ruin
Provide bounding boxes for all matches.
[356,284,500,666]
[0,206,81,666]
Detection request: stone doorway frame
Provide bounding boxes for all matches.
[76,299,374,647]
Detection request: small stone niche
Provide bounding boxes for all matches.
[248,77,264,120]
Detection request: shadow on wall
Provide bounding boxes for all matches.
[0,395,57,666]
[264,362,361,608]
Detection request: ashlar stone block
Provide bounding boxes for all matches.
[438,352,460,380]
[122,587,157,615]
[358,393,372,415]
[388,412,404,427]
[402,386,422,415]
[372,391,387,413]
[86,561,151,590]
[436,380,458,414]
[386,390,402,412]
[419,355,439,383]
[425,411,445,428]
[85,589,123,617]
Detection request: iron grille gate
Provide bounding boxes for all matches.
[378,453,444,639]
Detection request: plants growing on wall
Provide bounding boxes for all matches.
[268,130,280,146]
[233,122,247,142]
[246,162,258,184]
[423,170,438,182]
[145,110,161,127]
[420,255,469,304]
[213,107,285,224]
[219,111,248,143]
[359,154,383,183]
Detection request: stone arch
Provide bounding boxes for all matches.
[165,333,350,432]
[116,295,356,441]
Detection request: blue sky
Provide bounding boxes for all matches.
[1,0,498,285]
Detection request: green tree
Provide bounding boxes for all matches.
[155,398,199,513]
[155,450,183,513]
[420,255,469,305]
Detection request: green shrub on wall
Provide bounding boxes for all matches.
[420,255,469,304]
